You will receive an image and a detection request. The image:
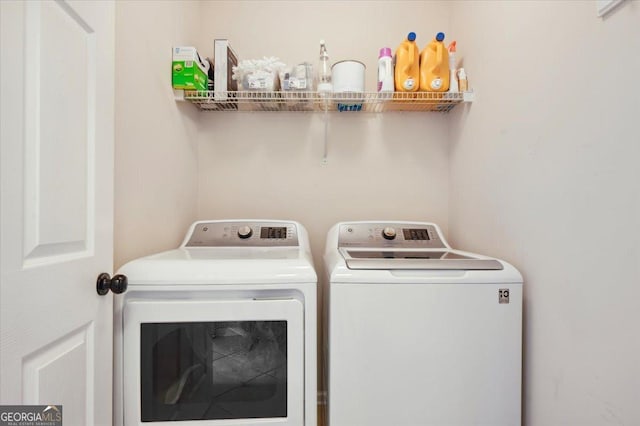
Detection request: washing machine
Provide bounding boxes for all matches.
[324,221,522,426]
[113,220,317,426]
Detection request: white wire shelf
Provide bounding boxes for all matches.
[181,90,473,112]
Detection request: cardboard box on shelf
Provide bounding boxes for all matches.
[172,46,209,91]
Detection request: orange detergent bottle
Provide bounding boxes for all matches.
[419,32,450,92]
[394,32,420,92]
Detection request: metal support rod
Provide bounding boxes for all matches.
[322,102,329,164]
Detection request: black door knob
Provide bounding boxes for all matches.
[110,274,128,294]
[96,272,128,296]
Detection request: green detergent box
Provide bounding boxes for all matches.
[172,46,209,91]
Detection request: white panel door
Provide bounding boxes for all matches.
[0,1,114,425]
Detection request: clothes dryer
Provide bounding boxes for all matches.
[325,221,522,426]
[114,220,317,426]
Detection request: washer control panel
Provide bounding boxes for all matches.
[338,223,447,249]
[185,221,299,247]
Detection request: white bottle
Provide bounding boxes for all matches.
[317,40,332,93]
[377,47,394,93]
[448,41,459,93]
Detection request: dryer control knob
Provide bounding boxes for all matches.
[382,227,397,240]
[238,226,253,239]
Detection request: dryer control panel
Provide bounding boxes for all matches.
[338,223,447,249]
[185,221,299,247]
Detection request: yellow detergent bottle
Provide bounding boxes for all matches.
[419,32,450,92]
[394,32,420,92]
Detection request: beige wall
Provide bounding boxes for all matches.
[196,113,450,274]
[114,1,201,269]
[195,1,452,92]
[194,0,452,277]
[449,1,640,424]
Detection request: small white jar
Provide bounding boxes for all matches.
[331,60,366,93]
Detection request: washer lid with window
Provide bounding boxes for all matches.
[325,222,523,284]
[340,248,503,270]
[336,222,502,270]
[117,220,316,285]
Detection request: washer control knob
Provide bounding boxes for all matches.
[382,227,397,240]
[237,226,253,239]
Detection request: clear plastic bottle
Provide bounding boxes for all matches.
[317,40,332,93]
